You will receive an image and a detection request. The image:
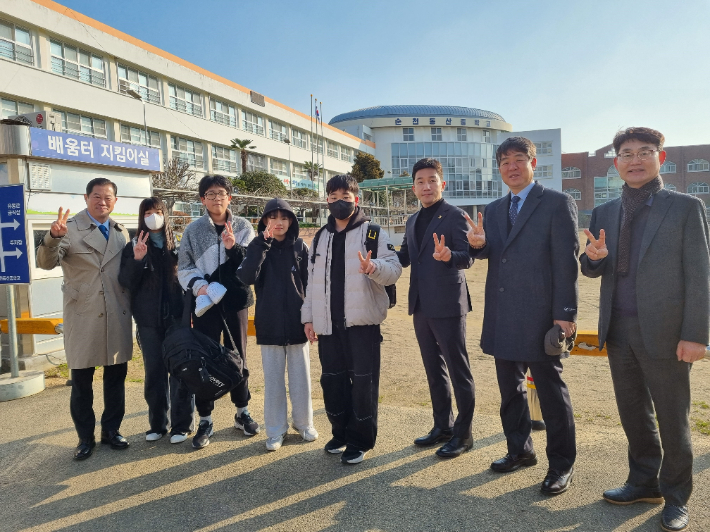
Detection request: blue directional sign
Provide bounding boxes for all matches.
[0,184,30,284]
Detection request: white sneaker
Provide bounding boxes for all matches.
[206,282,227,304]
[265,433,285,451]
[298,426,319,442]
[170,433,188,444]
[146,432,164,442]
[195,294,214,317]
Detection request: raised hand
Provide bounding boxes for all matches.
[432,234,452,262]
[583,229,608,260]
[50,207,70,238]
[222,222,236,249]
[262,220,274,240]
[358,250,377,275]
[133,231,149,261]
[464,212,486,248]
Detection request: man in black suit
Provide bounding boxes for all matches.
[467,137,578,495]
[581,127,709,532]
[397,158,475,458]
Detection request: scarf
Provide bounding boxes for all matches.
[617,175,663,276]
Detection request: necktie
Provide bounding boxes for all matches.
[509,195,520,226]
[98,224,109,241]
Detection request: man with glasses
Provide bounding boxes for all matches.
[581,128,709,532]
[178,175,259,449]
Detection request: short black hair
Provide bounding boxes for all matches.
[496,137,536,165]
[86,177,117,196]
[198,175,233,197]
[613,127,665,153]
[326,174,359,195]
[412,158,443,181]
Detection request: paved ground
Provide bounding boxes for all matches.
[1,382,709,532]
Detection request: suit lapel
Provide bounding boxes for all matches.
[504,183,543,250]
[639,190,673,263]
[496,195,509,245]
[77,210,108,255]
[101,219,123,267]
[418,201,448,257]
[605,200,622,267]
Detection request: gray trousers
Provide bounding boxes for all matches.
[260,343,314,439]
[606,315,693,506]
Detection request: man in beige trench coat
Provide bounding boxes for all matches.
[37,178,133,460]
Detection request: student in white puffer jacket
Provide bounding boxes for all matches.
[302,174,402,465]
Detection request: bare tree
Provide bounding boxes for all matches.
[151,158,198,214]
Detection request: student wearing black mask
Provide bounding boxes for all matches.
[302,174,402,465]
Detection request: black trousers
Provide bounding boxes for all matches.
[192,305,250,417]
[137,325,195,435]
[412,312,475,438]
[70,362,128,440]
[606,315,693,506]
[318,323,381,451]
[495,358,576,471]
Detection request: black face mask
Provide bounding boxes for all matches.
[328,200,356,220]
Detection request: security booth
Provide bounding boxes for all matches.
[359,176,414,247]
[0,122,160,372]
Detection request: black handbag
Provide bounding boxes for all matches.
[162,292,247,402]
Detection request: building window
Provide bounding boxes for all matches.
[53,109,106,138]
[293,164,308,181]
[327,141,339,159]
[535,141,552,156]
[0,19,33,65]
[403,127,414,142]
[171,137,203,169]
[688,159,710,172]
[457,128,467,141]
[534,165,553,178]
[246,152,267,172]
[120,125,160,148]
[117,64,160,104]
[270,158,289,177]
[660,161,676,174]
[665,183,677,191]
[562,166,581,179]
[209,99,237,128]
[607,165,619,177]
[594,175,623,207]
[241,110,264,136]
[50,40,105,87]
[168,83,202,117]
[363,132,372,142]
[312,136,324,155]
[564,188,581,200]
[292,129,308,149]
[1,97,33,119]
[212,145,238,173]
[431,128,442,141]
[688,182,710,194]
[483,130,491,143]
[269,120,288,142]
[341,146,353,162]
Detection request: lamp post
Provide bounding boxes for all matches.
[283,137,292,193]
[127,89,148,145]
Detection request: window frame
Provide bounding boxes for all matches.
[563,188,582,200]
[457,128,467,142]
[562,166,581,179]
[688,159,710,173]
[211,145,238,174]
[241,110,265,136]
[50,39,105,87]
[688,182,710,194]
[117,63,160,104]
[431,127,442,142]
[1,97,34,119]
[168,83,203,117]
[170,136,204,169]
[210,98,237,128]
[120,124,160,148]
[0,18,33,65]
[53,108,107,139]
[402,127,414,142]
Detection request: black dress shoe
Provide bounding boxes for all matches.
[531,420,546,431]
[603,483,664,505]
[435,435,473,458]
[414,427,453,446]
[540,466,574,495]
[101,430,129,450]
[73,438,96,461]
[490,451,538,472]
[661,504,689,532]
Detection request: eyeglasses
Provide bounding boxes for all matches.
[617,149,659,162]
[204,191,229,200]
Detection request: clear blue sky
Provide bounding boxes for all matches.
[59,0,709,153]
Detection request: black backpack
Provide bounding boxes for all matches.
[311,223,396,308]
[162,293,247,402]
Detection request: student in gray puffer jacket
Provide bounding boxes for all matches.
[238,198,318,451]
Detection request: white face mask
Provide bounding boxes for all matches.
[144,213,164,231]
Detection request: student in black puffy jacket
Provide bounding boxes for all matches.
[237,198,317,451]
[118,197,194,444]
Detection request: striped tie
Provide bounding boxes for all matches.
[509,195,520,226]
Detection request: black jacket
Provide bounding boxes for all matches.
[119,239,184,328]
[237,198,309,346]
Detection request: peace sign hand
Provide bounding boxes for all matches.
[133,231,149,261]
[222,223,236,249]
[50,207,71,238]
[464,212,486,249]
[432,234,452,262]
[358,250,377,275]
[262,220,274,240]
[583,229,608,260]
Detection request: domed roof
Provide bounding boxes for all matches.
[329,105,505,125]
